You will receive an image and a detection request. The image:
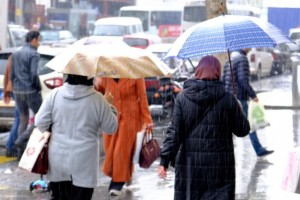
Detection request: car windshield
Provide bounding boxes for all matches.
[93,25,129,36]
[40,31,60,41]
[10,28,28,47]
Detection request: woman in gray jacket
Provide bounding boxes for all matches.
[35,74,118,200]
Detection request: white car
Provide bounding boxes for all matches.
[247,48,274,79]
[0,46,64,128]
[93,17,144,41]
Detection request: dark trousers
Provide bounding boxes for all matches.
[109,181,125,191]
[50,181,94,200]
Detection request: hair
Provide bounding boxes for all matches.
[65,74,94,86]
[25,31,40,43]
[195,55,221,80]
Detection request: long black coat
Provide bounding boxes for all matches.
[160,79,250,200]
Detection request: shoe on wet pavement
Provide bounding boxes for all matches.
[257,150,274,157]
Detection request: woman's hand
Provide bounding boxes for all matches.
[157,165,167,179]
[104,91,114,104]
[146,124,153,132]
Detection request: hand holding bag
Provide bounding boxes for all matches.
[248,101,270,131]
[18,128,50,174]
[139,128,160,169]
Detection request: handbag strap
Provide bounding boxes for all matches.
[49,88,59,132]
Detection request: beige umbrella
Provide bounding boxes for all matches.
[45,43,175,79]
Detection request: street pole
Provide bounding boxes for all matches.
[15,0,23,25]
[0,0,8,50]
[205,0,227,67]
[292,63,300,107]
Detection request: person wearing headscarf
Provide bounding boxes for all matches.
[35,74,118,200]
[158,55,250,200]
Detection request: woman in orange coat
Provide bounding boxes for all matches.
[95,78,153,197]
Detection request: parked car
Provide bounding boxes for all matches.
[6,24,29,49]
[123,33,162,49]
[93,17,144,41]
[269,43,300,74]
[247,48,274,80]
[40,30,77,46]
[0,46,64,128]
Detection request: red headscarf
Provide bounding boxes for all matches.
[195,55,221,80]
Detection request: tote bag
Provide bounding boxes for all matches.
[18,128,50,174]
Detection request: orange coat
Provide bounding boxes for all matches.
[97,78,153,182]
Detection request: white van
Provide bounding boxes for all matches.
[93,17,144,41]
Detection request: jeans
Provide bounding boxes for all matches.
[240,100,266,155]
[14,91,42,140]
[6,106,20,150]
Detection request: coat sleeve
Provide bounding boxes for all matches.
[160,93,184,168]
[230,95,250,137]
[136,78,153,128]
[30,53,41,91]
[35,89,57,132]
[236,58,256,99]
[98,94,118,134]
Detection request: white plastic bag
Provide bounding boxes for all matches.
[132,129,146,164]
[248,101,270,131]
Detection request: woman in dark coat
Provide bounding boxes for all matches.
[158,55,250,200]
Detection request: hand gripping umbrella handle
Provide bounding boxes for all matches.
[227,49,237,96]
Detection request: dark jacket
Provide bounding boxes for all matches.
[222,50,256,101]
[10,44,41,93]
[160,79,250,200]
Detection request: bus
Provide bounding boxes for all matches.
[182,0,261,32]
[119,5,183,42]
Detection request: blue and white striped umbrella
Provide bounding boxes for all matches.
[164,15,293,59]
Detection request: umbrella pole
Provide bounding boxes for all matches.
[227,49,237,96]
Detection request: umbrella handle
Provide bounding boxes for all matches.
[227,49,237,96]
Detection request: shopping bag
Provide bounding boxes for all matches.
[18,128,50,175]
[282,147,300,193]
[248,101,270,131]
[133,129,146,164]
[139,129,160,169]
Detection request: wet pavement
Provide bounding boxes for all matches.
[1,73,300,199]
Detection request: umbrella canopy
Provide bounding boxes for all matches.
[164,15,293,59]
[45,43,175,79]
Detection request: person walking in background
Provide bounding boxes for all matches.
[35,74,118,200]
[3,55,20,157]
[158,56,250,200]
[222,48,274,157]
[95,78,153,198]
[10,30,43,159]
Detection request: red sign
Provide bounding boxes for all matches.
[158,25,182,38]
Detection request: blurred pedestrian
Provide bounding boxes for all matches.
[95,78,153,198]
[3,55,20,157]
[222,49,274,157]
[35,74,118,200]
[158,55,250,200]
[10,30,42,160]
